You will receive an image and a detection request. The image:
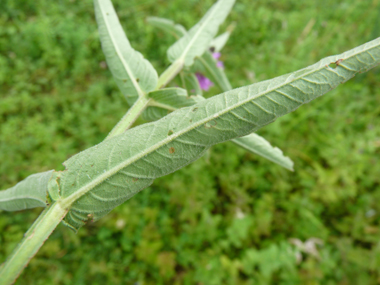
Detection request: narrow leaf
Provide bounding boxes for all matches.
[167,0,235,66]
[0,170,54,211]
[94,0,158,105]
[142,88,203,121]
[57,38,380,230]
[146,16,186,39]
[193,53,293,167]
[233,134,294,171]
[144,87,292,170]
[148,88,203,109]
[209,24,234,52]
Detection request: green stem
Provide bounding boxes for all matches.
[0,202,68,285]
[105,95,151,140]
[156,59,184,89]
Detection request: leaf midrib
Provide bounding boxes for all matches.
[62,39,379,208]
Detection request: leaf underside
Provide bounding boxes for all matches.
[233,133,294,171]
[0,170,53,211]
[146,16,186,39]
[167,0,236,66]
[94,0,158,105]
[55,38,380,230]
[142,88,203,121]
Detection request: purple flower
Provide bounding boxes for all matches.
[196,73,214,91]
[195,52,225,91]
[212,52,224,69]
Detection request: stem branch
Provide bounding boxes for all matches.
[156,59,184,89]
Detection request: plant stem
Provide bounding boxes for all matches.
[105,95,151,140]
[0,202,68,285]
[156,59,184,89]
[105,59,186,141]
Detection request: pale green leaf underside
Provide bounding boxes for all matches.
[148,87,204,109]
[147,16,232,52]
[167,0,235,66]
[0,170,53,211]
[142,88,203,121]
[57,38,380,230]
[233,134,294,171]
[143,85,293,170]
[146,16,186,39]
[94,0,158,105]
[210,30,231,52]
[148,15,233,92]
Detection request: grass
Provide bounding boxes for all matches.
[1,0,380,284]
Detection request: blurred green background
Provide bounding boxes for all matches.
[1,0,380,284]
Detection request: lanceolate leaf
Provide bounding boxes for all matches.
[0,170,53,211]
[142,88,203,121]
[141,85,293,169]
[167,0,235,66]
[209,32,230,52]
[147,16,233,52]
[148,15,233,92]
[233,134,294,171]
[148,88,203,109]
[56,38,380,230]
[146,17,186,39]
[94,0,158,105]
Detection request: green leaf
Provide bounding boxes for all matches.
[149,88,203,109]
[167,0,235,66]
[0,170,54,211]
[57,38,380,230]
[141,85,292,170]
[192,52,293,168]
[94,0,158,105]
[142,88,203,121]
[233,134,294,171]
[147,16,233,52]
[146,16,186,39]
[141,106,170,122]
[209,24,235,52]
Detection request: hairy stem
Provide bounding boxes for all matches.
[156,59,184,89]
[105,95,151,140]
[0,202,68,285]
